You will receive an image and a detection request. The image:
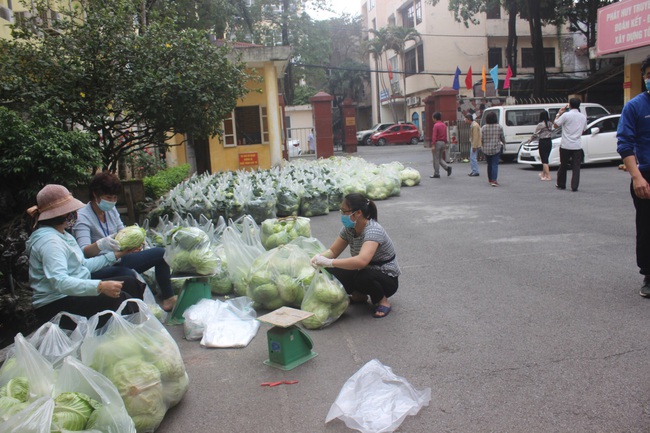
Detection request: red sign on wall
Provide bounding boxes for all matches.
[239,152,258,167]
[597,0,650,56]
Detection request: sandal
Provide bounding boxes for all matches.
[161,295,178,312]
[372,304,391,318]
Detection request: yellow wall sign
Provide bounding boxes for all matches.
[345,117,356,126]
[239,152,259,167]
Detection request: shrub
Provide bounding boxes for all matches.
[143,164,190,199]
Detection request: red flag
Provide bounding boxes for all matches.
[387,63,393,80]
[504,65,513,89]
[465,66,473,90]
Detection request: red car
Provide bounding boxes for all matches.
[369,123,420,146]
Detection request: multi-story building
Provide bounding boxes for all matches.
[360,0,588,130]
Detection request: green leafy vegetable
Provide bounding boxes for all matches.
[115,226,146,250]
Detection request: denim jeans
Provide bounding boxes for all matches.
[485,151,501,181]
[470,148,479,174]
[92,247,174,299]
[632,171,650,276]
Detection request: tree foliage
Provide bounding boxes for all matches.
[438,0,571,97]
[0,106,100,216]
[0,0,251,171]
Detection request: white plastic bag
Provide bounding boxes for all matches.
[182,297,260,348]
[325,359,431,433]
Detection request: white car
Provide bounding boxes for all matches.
[517,114,621,167]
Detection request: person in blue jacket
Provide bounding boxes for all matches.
[617,55,650,297]
[26,184,144,326]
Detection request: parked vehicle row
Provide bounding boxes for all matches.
[517,114,622,167]
[481,102,610,162]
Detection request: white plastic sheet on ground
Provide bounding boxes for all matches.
[325,359,431,433]
[182,297,260,348]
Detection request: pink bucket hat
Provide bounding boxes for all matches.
[26,184,85,221]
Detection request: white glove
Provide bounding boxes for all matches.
[311,254,333,268]
[97,235,121,252]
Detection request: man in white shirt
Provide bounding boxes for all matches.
[554,98,588,191]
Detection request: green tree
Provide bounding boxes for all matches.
[0,0,250,172]
[366,28,398,123]
[0,105,100,215]
[558,0,618,73]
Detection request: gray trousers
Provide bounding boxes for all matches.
[432,140,449,175]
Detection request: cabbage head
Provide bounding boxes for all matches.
[252,283,279,303]
[162,372,189,408]
[0,376,29,402]
[51,392,100,431]
[189,249,219,275]
[107,357,162,398]
[115,226,146,250]
[400,167,421,186]
[90,336,143,372]
[312,279,346,304]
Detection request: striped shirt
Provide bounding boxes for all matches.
[339,219,400,277]
[480,124,506,155]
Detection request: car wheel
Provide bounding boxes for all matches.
[376,138,386,146]
[364,136,373,146]
[409,137,419,145]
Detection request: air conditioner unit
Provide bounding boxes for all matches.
[0,6,12,22]
[414,96,421,105]
[406,97,413,106]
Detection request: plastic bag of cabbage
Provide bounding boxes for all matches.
[246,244,316,310]
[400,167,421,186]
[0,334,135,433]
[260,217,312,250]
[80,300,189,433]
[164,227,219,275]
[300,269,350,329]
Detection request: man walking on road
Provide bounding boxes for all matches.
[553,98,587,192]
[430,112,451,179]
[617,55,650,297]
[466,114,481,176]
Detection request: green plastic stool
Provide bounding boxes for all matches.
[167,276,212,325]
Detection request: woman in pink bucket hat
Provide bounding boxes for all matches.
[25,184,144,326]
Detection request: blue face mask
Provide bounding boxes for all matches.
[645,79,650,91]
[341,214,356,228]
[98,199,116,212]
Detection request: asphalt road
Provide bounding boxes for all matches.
[158,145,648,433]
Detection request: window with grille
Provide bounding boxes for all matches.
[486,0,500,19]
[222,106,269,147]
[488,48,502,68]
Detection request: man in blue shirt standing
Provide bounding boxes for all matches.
[617,55,650,297]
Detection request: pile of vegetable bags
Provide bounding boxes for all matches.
[146,156,421,225]
[80,300,189,433]
[1,331,135,433]
[260,216,312,250]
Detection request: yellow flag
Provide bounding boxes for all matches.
[481,65,486,93]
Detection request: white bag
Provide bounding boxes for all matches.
[325,359,431,433]
[200,297,260,348]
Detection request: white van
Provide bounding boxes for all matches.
[480,103,610,161]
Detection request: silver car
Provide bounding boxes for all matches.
[517,114,622,167]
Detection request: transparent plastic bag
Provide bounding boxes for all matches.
[0,396,54,433]
[200,297,260,348]
[260,216,312,250]
[247,244,315,310]
[222,225,265,296]
[80,300,189,433]
[325,359,431,433]
[164,226,219,275]
[300,269,349,330]
[26,312,88,368]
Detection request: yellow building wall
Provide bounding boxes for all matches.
[624,62,643,103]
[208,67,281,173]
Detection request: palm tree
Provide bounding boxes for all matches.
[365,28,397,123]
[385,26,421,122]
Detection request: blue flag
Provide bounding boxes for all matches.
[452,66,461,90]
[489,65,499,90]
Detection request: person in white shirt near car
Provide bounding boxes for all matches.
[553,98,588,192]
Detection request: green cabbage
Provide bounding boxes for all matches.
[170,227,209,250]
[400,167,421,186]
[51,392,100,431]
[0,377,29,402]
[115,226,146,250]
[90,336,143,372]
[252,283,279,303]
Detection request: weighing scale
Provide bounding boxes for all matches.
[167,273,213,325]
[257,307,318,370]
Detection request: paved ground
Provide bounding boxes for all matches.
[158,144,649,433]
